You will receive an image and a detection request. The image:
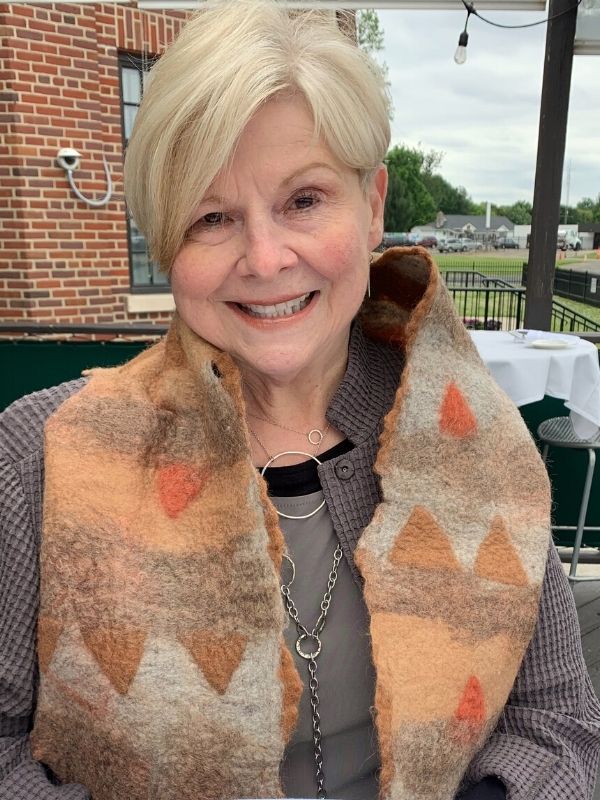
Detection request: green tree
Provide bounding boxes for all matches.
[421,173,474,215]
[469,201,487,216]
[495,200,532,225]
[384,145,436,231]
[382,143,496,229]
[356,10,393,119]
[357,9,384,54]
[575,198,596,223]
[574,195,600,223]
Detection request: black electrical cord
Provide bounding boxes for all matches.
[460,0,583,30]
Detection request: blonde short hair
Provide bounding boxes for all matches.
[124,0,391,270]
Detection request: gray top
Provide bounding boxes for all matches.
[275,492,378,800]
[1,323,600,799]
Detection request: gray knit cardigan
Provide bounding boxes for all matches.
[1,323,599,800]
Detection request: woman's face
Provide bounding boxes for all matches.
[170,96,387,384]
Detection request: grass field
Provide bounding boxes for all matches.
[433,254,524,267]
[432,253,600,271]
[433,254,523,270]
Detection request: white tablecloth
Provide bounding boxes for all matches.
[470,331,600,438]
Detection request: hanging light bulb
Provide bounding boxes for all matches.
[454,30,469,64]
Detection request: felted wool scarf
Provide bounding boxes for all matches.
[33,247,551,800]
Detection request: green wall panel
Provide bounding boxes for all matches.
[0,340,149,411]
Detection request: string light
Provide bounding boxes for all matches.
[454,0,583,65]
[454,11,471,64]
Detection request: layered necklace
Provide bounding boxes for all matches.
[245,405,341,798]
[247,409,330,520]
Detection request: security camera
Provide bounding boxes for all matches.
[56,147,82,172]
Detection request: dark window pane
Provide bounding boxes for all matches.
[131,251,154,286]
[120,52,167,291]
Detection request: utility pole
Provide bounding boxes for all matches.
[564,159,571,224]
[525,0,578,330]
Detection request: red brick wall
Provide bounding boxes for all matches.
[0,3,187,324]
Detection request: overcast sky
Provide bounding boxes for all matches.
[377,8,600,206]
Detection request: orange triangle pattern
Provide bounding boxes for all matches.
[180,630,248,695]
[37,616,64,673]
[157,463,208,518]
[439,382,477,438]
[451,675,486,744]
[81,626,147,695]
[389,505,462,572]
[474,516,529,587]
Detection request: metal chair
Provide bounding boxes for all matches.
[538,416,600,582]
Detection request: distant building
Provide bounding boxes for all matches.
[412,212,515,242]
[579,224,600,250]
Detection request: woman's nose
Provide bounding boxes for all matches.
[237,218,298,279]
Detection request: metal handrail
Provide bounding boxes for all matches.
[551,301,600,333]
[445,272,600,335]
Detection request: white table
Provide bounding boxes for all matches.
[470,330,600,439]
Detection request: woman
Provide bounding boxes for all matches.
[1,3,599,799]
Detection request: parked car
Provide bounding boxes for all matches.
[461,239,483,252]
[494,238,519,249]
[384,232,413,247]
[376,232,414,251]
[438,238,467,253]
[416,235,438,248]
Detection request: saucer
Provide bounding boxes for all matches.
[526,338,576,350]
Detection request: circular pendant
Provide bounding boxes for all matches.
[308,429,324,446]
[296,633,322,660]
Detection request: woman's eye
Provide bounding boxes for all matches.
[200,211,225,227]
[186,211,230,239]
[291,192,319,211]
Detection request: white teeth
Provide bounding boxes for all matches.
[240,292,312,319]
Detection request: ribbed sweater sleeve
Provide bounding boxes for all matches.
[463,544,600,799]
[0,382,89,800]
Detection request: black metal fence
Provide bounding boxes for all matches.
[551,301,600,332]
[443,272,600,333]
[447,286,525,331]
[553,269,600,308]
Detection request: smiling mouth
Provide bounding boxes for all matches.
[236,291,315,319]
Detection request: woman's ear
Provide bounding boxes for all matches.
[367,164,388,251]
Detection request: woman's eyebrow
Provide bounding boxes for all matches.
[197,194,226,207]
[197,163,340,208]
[281,162,341,187]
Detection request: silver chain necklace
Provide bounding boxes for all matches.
[252,423,342,794]
[251,426,330,520]
[280,546,343,799]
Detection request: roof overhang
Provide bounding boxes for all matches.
[137,0,547,9]
[12,0,547,8]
